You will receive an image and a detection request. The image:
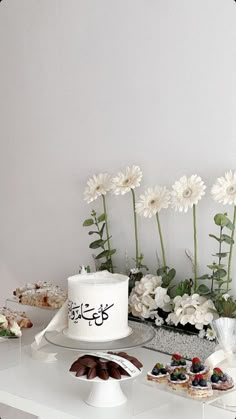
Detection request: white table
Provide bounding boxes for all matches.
[0,327,212,419]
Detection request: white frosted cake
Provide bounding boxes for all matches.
[66,272,131,342]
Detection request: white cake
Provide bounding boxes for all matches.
[66,272,131,342]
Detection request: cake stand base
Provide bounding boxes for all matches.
[86,380,127,407]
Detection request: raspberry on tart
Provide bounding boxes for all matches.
[187,357,209,381]
[166,353,187,373]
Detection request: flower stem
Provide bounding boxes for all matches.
[193,204,198,292]
[226,205,236,291]
[102,195,114,273]
[131,189,139,268]
[156,212,167,268]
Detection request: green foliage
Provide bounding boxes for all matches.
[133,253,149,271]
[198,212,234,300]
[174,279,192,296]
[0,329,15,337]
[214,294,236,318]
[157,266,176,288]
[83,210,116,272]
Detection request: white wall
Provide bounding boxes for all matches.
[0,0,236,302]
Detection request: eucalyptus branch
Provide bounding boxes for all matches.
[102,195,114,273]
[227,205,236,291]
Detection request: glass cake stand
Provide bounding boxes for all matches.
[44,319,155,407]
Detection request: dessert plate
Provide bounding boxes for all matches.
[44,319,155,351]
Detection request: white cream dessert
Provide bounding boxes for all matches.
[66,272,132,342]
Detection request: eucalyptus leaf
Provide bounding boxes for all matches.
[198,274,209,280]
[197,284,211,294]
[226,220,234,231]
[97,213,106,223]
[89,239,105,249]
[100,223,106,237]
[214,213,229,227]
[88,231,100,235]
[213,269,227,280]
[209,234,220,242]
[207,263,224,270]
[221,234,234,245]
[212,253,228,258]
[83,218,94,227]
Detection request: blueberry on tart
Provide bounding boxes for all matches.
[168,367,189,390]
[188,374,213,398]
[187,357,209,381]
[147,362,169,383]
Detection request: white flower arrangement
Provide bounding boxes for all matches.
[129,274,162,319]
[82,167,236,337]
[0,313,22,337]
[166,294,218,330]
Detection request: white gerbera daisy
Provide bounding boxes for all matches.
[136,186,171,218]
[84,173,112,203]
[206,327,216,341]
[171,175,206,212]
[211,170,236,205]
[112,165,143,195]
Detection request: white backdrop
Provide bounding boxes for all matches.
[0,0,236,302]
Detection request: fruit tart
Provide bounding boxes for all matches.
[166,353,187,373]
[210,367,234,391]
[168,368,189,390]
[188,374,213,398]
[187,357,210,381]
[147,362,169,383]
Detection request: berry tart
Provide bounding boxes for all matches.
[147,363,169,383]
[188,374,213,398]
[210,367,234,391]
[168,368,189,390]
[187,357,210,382]
[166,354,187,373]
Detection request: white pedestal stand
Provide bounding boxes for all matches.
[71,370,141,407]
[44,320,154,409]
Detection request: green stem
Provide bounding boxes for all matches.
[227,205,236,291]
[193,204,198,292]
[102,195,114,273]
[156,212,167,268]
[131,189,139,268]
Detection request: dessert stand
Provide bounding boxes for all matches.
[44,319,155,407]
